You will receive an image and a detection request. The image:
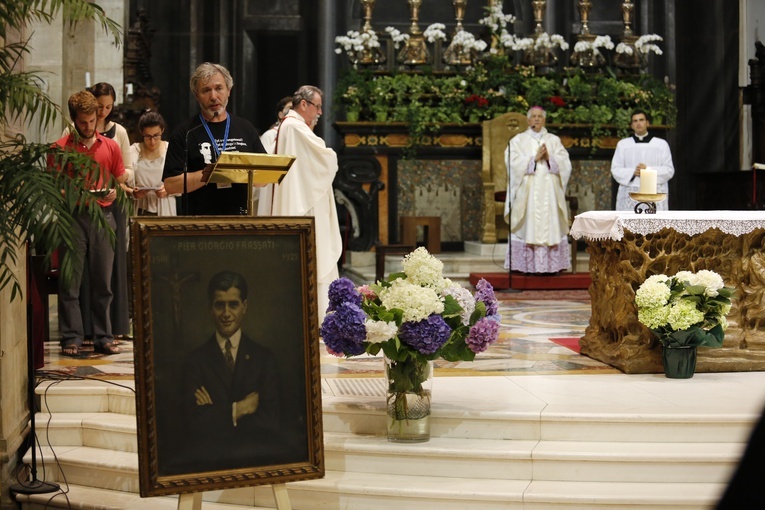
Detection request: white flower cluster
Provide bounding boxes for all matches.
[402,246,446,289]
[385,26,410,50]
[451,30,488,52]
[379,279,444,323]
[478,4,516,33]
[616,34,663,56]
[573,35,614,55]
[423,23,447,43]
[674,270,725,297]
[365,319,398,344]
[479,3,517,54]
[535,33,569,51]
[635,274,671,309]
[335,29,380,55]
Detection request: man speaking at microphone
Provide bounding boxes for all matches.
[163,62,266,215]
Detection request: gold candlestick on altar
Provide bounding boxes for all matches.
[621,0,634,37]
[361,0,375,33]
[579,0,592,36]
[443,0,472,67]
[398,0,430,66]
[532,0,546,35]
[357,0,385,66]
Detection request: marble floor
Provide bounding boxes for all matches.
[40,288,619,380]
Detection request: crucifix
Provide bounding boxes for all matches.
[155,270,199,335]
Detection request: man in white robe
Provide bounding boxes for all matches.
[271,86,341,320]
[503,106,572,273]
[611,109,674,211]
[256,96,292,216]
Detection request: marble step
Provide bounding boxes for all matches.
[37,379,759,444]
[26,431,741,490]
[19,478,724,510]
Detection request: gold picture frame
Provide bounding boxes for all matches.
[131,216,324,497]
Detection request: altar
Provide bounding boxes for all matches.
[570,210,765,374]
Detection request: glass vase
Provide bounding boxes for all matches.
[384,356,433,442]
[662,345,697,379]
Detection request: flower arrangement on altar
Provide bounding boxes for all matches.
[573,35,615,56]
[334,29,381,65]
[635,270,734,348]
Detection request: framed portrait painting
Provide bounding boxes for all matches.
[130,216,324,496]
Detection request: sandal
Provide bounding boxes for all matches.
[61,344,80,357]
[95,342,122,355]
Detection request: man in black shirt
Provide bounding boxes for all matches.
[163,62,266,215]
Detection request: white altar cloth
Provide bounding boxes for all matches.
[569,210,765,241]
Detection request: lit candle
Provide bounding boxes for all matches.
[639,167,657,194]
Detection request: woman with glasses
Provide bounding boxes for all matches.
[131,111,176,216]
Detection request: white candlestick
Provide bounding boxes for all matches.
[639,168,657,194]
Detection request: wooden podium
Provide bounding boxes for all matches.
[205,151,295,215]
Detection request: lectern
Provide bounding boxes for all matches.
[204,151,296,215]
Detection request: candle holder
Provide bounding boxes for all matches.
[398,0,430,66]
[521,0,558,69]
[629,192,667,214]
[614,1,647,73]
[443,0,473,67]
[356,0,386,66]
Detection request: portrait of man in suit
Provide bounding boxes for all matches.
[181,270,286,472]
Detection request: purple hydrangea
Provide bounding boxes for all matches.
[465,316,500,354]
[398,314,452,355]
[475,278,499,316]
[327,277,363,313]
[320,302,368,356]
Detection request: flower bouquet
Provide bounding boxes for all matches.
[635,270,734,378]
[320,247,501,441]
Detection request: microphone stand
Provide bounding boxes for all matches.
[10,243,60,496]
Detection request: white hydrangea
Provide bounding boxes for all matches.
[635,279,671,309]
[693,270,725,297]
[401,247,446,289]
[365,319,398,344]
[379,279,444,323]
[441,284,476,326]
[668,299,705,331]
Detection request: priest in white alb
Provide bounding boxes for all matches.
[611,109,674,211]
[271,85,341,320]
[504,106,572,273]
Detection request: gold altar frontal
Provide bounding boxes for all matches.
[573,211,765,374]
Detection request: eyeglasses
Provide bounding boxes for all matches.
[305,100,323,112]
[142,133,162,141]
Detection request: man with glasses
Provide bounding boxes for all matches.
[163,62,266,215]
[270,85,341,320]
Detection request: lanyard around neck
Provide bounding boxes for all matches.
[199,112,230,160]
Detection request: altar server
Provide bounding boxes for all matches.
[504,106,572,273]
[611,109,675,211]
[271,85,341,320]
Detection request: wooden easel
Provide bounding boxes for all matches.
[177,483,291,509]
[204,151,296,216]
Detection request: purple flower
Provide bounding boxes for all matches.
[465,317,500,353]
[475,278,499,316]
[398,314,452,355]
[327,277,363,312]
[320,302,368,356]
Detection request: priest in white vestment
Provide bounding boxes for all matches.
[256,97,292,216]
[271,86,341,320]
[503,106,572,273]
[611,109,674,211]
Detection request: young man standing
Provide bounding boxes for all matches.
[611,109,675,211]
[52,91,127,356]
